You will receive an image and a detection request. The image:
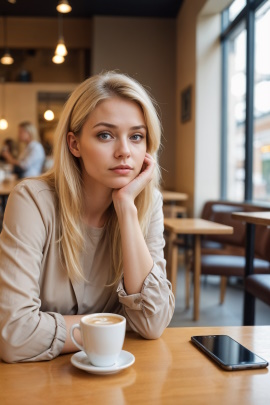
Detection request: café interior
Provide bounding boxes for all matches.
[0,1,270,403]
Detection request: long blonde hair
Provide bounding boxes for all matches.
[43,71,162,283]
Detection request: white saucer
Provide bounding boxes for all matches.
[71,350,135,375]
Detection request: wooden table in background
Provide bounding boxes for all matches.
[164,218,233,321]
[161,190,188,218]
[232,211,270,325]
[161,190,188,203]
[0,326,269,404]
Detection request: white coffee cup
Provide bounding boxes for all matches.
[70,313,126,367]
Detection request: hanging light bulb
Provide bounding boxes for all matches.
[43,93,55,121]
[44,109,54,121]
[53,14,68,63]
[0,118,8,130]
[56,0,72,13]
[55,38,68,57]
[1,51,14,65]
[52,54,65,64]
[1,18,14,65]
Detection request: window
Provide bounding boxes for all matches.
[222,0,270,203]
[253,1,270,200]
[228,0,247,21]
[226,26,246,201]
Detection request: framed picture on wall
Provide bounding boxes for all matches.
[181,85,192,123]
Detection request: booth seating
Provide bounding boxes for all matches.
[186,201,270,307]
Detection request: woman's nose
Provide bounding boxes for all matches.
[114,139,131,158]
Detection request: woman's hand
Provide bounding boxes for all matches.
[112,153,155,208]
[112,153,156,293]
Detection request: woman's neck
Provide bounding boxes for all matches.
[82,183,113,228]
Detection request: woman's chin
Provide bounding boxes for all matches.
[109,178,133,190]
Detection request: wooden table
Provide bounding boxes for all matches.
[164,218,233,321]
[232,211,270,325]
[0,326,269,404]
[161,190,188,218]
[161,190,188,203]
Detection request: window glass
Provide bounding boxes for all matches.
[226,27,247,201]
[228,0,247,21]
[253,0,270,201]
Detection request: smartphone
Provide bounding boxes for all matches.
[191,335,269,371]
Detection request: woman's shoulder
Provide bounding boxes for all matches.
[11,178,56,211]
[14,178,54,195]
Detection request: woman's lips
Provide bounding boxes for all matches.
[110,165,133,175]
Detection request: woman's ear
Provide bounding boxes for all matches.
[67,132,81,157]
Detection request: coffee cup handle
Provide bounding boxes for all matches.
[70,323,84,352]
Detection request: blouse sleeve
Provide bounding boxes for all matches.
[0,182,66,363]
[117,189,175,339]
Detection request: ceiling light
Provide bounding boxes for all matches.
[1,51,14,65]
[56,1,72,13]
[0,118,8,130]
[55,39,68,57]
[52,54,65,64]
[1,18,14,65]
[8,0,17,4]
[54,14,68,61]
[44,109,55,121]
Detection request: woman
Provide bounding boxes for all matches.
[0,71,175,363]
[1,121,45,178]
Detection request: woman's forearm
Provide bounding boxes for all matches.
[115,203,153,295]
[61,315,84,353]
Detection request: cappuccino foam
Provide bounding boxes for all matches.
[85,315,122,325]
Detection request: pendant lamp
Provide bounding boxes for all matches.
[1,18,14,65]
[56,1,72,14]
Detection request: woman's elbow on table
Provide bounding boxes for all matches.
[0,339,23,363]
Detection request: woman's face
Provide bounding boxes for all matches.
[18,127,30,143]
[68,96,148,191]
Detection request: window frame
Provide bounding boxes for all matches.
[221,0,268,202]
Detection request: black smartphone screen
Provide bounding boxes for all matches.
[191,335,269,370]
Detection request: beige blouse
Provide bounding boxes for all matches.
[0,179,175,363]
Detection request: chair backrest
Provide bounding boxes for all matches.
[200,200,270,256]
[201,202,245,247]
[254,225,270,262]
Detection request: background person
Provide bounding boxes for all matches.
[0,138,19,163]
[1,122,45,178]
[0,71,175,363]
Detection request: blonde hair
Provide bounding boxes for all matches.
[19,121,39,141]
[43,71,162,283]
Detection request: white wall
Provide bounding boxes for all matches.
[176,0,232,216]
[194,13,222,216]
[92,16,176,189]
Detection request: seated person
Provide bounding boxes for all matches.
[1,122,45,178]
[0,138,18,163]
[0,71,175,363]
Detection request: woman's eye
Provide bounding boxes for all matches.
[130,134,143,141]
[98,132,113,141]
